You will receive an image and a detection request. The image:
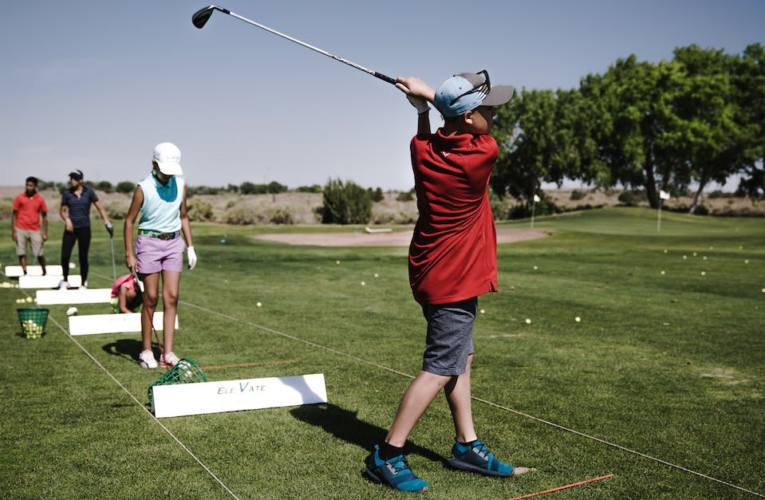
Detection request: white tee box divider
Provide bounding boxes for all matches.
[68,312,177,336]
[20,275,81,289]
[36,288,112,305]
[5,265,64,277]
[152,373,328,418]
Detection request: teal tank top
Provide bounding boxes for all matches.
[138,174,185,233]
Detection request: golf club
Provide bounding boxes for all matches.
[192,5,397,85]
[109,236,117,282]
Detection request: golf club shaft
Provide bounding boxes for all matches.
[223,9,397,85]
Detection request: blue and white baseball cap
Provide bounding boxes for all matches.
[433,71,514,118]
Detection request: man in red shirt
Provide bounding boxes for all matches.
[365,72,534,492]
[12,176,48,275]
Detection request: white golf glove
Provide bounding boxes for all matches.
[187,246,197,271]
[406,94,430,114]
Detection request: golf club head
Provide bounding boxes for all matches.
[192,5,229,29]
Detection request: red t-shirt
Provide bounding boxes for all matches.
[408,130,498,305]
[13,192,47,231]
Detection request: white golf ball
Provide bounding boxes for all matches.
[663,249,668,254]
[361,281,365,286]
[739,246,743,250]
[66,307,78,316]
[69,263,76,269]
[374,273,379,278]
[661,270,666,275]
[336,260,340,265]
[525,318,531,324]
[701,271,706,276]
[26,297,33,303]
[745,260,749,264]
[480,309,485,314]
[683,255,687,260]
[533,266,538,270]
[709,246,714,250]
[693,252,697,257]
[256,302,262,307]
[575,317,581,323]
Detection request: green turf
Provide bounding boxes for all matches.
[1,207,763,498]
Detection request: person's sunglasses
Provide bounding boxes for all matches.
[449,70,491,106]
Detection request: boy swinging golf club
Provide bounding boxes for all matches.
[124,143,197,369]
[364,72,535,492]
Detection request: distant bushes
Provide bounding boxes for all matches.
[223,203,295,225]
[0,199,12,220]
[320,179,372,224]
[103,200,128,220]
[570,189,587,200]
[187,200,215,222]
[115,181,136,194]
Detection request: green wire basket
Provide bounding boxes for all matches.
[148,358,207,403]
[17,308,49,339]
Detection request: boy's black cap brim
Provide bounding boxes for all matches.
[481,85,515,107]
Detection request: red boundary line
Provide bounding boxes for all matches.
[509,474,614,500]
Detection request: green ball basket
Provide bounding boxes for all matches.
[148,358,207,403]
[17,308,50,339]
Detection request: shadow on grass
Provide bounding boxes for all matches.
[101,338,162,363]
[290,403,446,465]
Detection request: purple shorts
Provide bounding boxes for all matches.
[136,234,185,274]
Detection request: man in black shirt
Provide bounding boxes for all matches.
[59,170,113,289]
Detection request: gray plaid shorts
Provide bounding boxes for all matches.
[421,297,477,376]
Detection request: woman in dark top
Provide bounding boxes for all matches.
[58,170,113,289]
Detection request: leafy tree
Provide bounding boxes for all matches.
[115,181,136,194]
[226,183,239,193]
[734,43,765,198]
[296,184,322,193]
[240,182,267,195]
[267,181,288,194]
[95,181,113,193]
[321,179,372,224]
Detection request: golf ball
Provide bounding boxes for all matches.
[374,273,379,278]
[336,260,340,265]
[69,263,76,269]
[683,255,688,260]
[256,302,262,307]
[761,288,765,294]
[575,317,581,323]
[525,319,531,324]
[745,260,749,264]
[661,270,666,275]
[480,309,485,314]
[739,246,743,250]
[533,266,538,270]
[26,297,33,303]
[66,307,78,316]
[701,271,706,276]
[709,246,714,250]
[663,249,668,253]
[703,256,707,260]
[693,252,697,257]
[361,281,365,286]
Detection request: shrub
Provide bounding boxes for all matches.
[116,181,136,194]
[296,185,322,193]
[222,203,294,225]
[691,204,709,216]
[321,178,373,224]
[188,185,221,196]
[95,181,114,193]
[271,206,294,224]
[570,189,586,201]
[240,182,268,195]
[618,191,639,206]
[368,187,385,202]
[0,199,12,220]
[187,200,215,222]
[103,201,128,220]
[267,181,288,194]
[396,189,415,202]
[226,184,239,193]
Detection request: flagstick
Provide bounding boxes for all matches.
[531,199,536,229]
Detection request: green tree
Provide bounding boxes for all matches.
[321,179,372,224]
[115,181,136,194]
[734,44,765,198]
[95,181,113,193]
[267,181,288,194]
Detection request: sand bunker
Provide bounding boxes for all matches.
[255,228,548,247]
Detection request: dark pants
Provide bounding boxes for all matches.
[62,227,91,283]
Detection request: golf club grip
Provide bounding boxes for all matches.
[374,72,397,85]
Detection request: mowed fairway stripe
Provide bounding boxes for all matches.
[176,297,765,498]
[14,282,241,500]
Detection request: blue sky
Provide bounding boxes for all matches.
[2,0,764,190]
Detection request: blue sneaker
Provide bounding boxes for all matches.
[447,439,517,477]
[365,445,430,492]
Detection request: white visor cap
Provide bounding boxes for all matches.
[153,142,183,176]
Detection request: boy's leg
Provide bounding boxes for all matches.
[385,370,451,447]
[444,354,477,443]
[16,229,28,274]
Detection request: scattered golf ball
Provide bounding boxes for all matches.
[701,271,706,276]
[709,246,714,250]
[525,318,531,324]
[26,297,33,303]
[575,316,581,323]
[336,260,340,265]
[703,256,707,261]
[374,273,379,278]
[761,288,765,294]
[66,307,78,316]
[661,270,666,275]
[739,246,743,250]
[693,252,698,257]
[256,302,262,307]
[663,249,668,253]
[69,262,76,269]
[745,260,749,264]
[480,309,485,314]
[683,255,688,260]
[533,266,538,270]
[361,281,366,286]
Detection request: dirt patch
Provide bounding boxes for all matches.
[254,228,548,247]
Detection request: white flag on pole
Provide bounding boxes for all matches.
[533,194,541,202]
[659,190,671,200]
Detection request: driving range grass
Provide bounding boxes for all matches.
[1,207,763,498]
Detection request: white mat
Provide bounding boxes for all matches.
[68,312,177,336]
